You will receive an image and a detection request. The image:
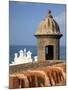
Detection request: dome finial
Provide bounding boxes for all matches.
[48,10,51,14]
[48,10,53,18]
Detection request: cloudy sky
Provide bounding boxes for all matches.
[9,1,66,46]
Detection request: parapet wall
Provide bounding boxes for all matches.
[9,60,65,74]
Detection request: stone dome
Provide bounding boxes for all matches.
[35,10,61,35]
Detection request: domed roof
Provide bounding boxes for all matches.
[35,10,61,35]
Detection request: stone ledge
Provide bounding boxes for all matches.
[9,60,65,74]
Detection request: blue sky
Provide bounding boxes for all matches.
[9,1,66,46]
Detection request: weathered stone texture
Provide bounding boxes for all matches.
[34,11,63,62]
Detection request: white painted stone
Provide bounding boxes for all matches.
[10,48,38,65]
[27,51,32,58]
[19,50,24,58]
[14,53,18,59]
[34,56,38,62]
[23,48,27,57]
[27,51,32,62]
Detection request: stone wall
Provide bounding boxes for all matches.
[9,63,66,89]
[36,35,60,62]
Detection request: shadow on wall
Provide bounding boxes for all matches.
[9,64,66,89]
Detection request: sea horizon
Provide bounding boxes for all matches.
[9,45,66,64]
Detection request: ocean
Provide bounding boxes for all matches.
[9,45,66,64]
